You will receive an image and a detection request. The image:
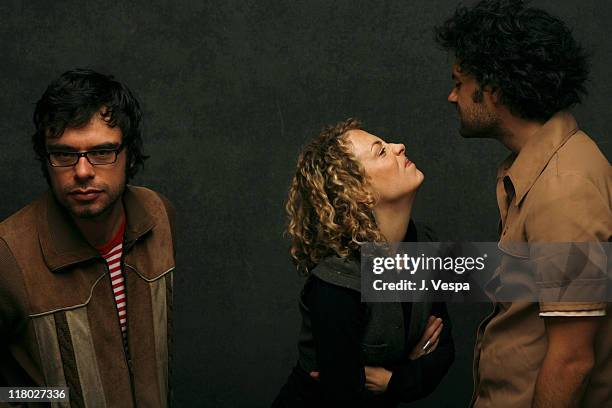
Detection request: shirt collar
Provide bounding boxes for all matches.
[39,185,156,272]
[500,111,579,205]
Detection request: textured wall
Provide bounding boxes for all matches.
[1,0,610,406]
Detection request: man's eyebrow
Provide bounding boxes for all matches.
[46,144,78,152]
[371,140,382,153]
[90,142,121,150]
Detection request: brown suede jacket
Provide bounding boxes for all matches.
[0,185,175,407]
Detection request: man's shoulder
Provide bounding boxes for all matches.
[126,185,167,201]
[532,130,610,200]
[124,185,175,232]
[125,185,174,213]
[555,130,610,179]
[0,194,47,240]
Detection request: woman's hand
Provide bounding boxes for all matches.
[408,315,443,360]
[364,366,392,393]
[309,366,392,394]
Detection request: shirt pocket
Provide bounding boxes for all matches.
[494,241,537,302]
[360,343,389,366]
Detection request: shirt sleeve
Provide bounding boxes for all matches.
[307,276,389,407]
[539,310,606,317]
[525,173,612,313]
[385,302,455,402]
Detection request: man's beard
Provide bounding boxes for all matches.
[458,103,504,139]
[54,180,125,220]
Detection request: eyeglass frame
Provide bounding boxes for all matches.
[46,144,125,167]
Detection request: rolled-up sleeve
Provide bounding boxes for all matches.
[524,173,612,314]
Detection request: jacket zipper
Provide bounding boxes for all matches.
[104,258,137,407]
[122,234,168,407]
[123,235,145,407]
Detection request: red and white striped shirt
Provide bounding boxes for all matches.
[97,219,128,347]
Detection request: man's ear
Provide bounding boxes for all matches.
[126,149,135,168]
[484,85,501,105]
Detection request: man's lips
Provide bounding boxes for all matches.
[405,158,413,168]
[69,189,102,201]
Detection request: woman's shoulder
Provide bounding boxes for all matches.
[308,255,361,292]
[406,220,438,242]
[302,259,363,316]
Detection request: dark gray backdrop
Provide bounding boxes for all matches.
[1,1,610,407]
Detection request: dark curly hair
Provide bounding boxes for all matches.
[32,69,148,182]
[435,0,589,122]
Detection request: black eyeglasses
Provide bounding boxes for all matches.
[47,144,125,167]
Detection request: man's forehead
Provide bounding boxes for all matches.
[453,64,476,83]
[452,63,463,77]
[45,121,122,148]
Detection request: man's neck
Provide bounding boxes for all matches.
[497,109,545,153]
[374,194,415,243]
[72,201,126,248]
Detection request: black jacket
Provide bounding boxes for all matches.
[273,221,455,408]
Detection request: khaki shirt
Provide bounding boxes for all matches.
[472,112,612,407]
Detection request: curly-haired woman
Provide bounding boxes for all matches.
[272,119,454,407]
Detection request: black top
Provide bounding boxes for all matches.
[303,277,454,407]
[272,221,455,408]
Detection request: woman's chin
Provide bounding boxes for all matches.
[407,170,425,192]
[416,169,425,185]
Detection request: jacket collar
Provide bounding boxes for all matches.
[38,185,156,272]
[499,111,579,205]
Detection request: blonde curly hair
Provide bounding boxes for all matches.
[286,118,384,274]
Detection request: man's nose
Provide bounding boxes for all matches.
[394,143,405,155]
[448,88,458,103]
[74,156,95,180]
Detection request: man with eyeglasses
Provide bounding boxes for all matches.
[0,69,175,407]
